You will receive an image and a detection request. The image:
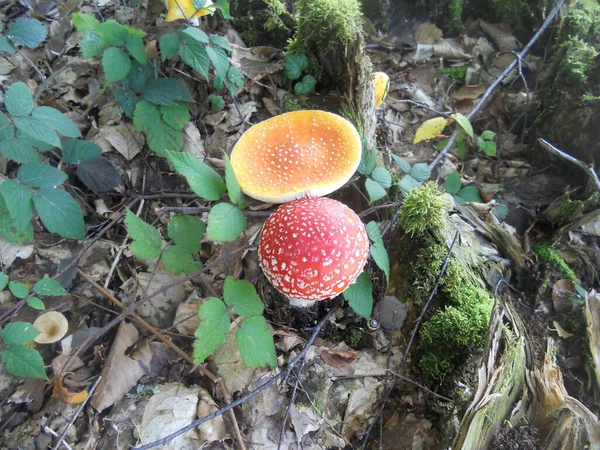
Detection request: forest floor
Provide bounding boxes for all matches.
[0,1,599,450]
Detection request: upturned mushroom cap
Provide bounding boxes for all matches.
[231,110,362,203]
[165,0,215,22]
[258,197,369,305]
[33,311,68,344]
[373,72,390,108]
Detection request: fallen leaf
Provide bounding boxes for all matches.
[320,349,358,367]
[552,279,576,313]
[95,123,144,160]
[585,290,600,390]
[196,388,227,443]
[230,45,285,81]
[480,20,521,52]
[415,23,442,44]
[552,321,574,339]
[0,238,35,269]
[452,84,487,101]
[433,39,471,60]
[52,373,88,404]
[182,122,205,160]
[414,117,448,144]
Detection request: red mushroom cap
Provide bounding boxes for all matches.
[258,197,369,303]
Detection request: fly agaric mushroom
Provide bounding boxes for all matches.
[258,197,369,307]
[33,311,68,344]
[165,0,215,22]
[231,110,361,203]
[372,72,390,108]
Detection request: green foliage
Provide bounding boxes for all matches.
[366,222,390,285]
[284,53,317,95]
[399,182,450,237]
[343,272,373,319]
[439,65,467,81]
[193,277,276,367]
[477,130,497,157]
[206,202,247,242]
[444,171,484,204]
[534,243,580,283]
[0,17,48,54]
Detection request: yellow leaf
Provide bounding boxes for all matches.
[413,117,448,144]
[166,0,215,22]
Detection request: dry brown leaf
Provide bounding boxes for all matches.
[94,123,144,160]
[452,84,487,101]
[320,349,358,367]
[479,20,521,52]
[52,373,88,404]
[173,301,200,336]
[230,45,285,81]
[90,322,151,412]
[552,321,574,339]
[552,279,576,313]
[262,97,279,116]
[181,122,205,160]
[433,39,471,60]
[196,388,227,443]
[274,329,304,352]
[212,322,256,394]
[415,22,443,44]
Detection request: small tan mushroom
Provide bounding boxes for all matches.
[33,311,68,344]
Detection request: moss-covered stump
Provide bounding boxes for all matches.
[230,0,295,46]
[535,0,600,165]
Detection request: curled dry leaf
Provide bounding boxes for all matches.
[196,388,227,443]
[415,22,443,44]
[452,84,487,101]
[52,373,88,404]
[320,349,358,368]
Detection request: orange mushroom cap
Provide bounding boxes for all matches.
[165,0,215,22]
[230,110,362,203]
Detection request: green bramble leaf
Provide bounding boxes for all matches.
[294,75,317,95]
[33,278,68,296]
[0,34,16,54]
[33,188,85,239]
[26,297,45,310]
[398,175,421,194]
[284,53,308,80]
[97,20,128,46]
[166,151,226,201]
[343,271,373,319]
[0,179,33,232]
[2,345,48,379]
[213,0,232,19]
[134,102,183,155]
[209,35,231,52]
[14,116,62,148]
[224,154,246,208]
[236,316,276,368]
[366,222,389,285]
[206,45,230,80]
[1,322,39,345]
[9,281,29,299]
[225,67,244,95]
[7,18,48,48]
[391,154,412,174]
[18,162,67,187]
[179,38,209,79]
[365,178,387,204]
[193,297,230,365]
[451,113,473,138]
[62,139,102,164]
[5,82,33,116]
[358,146,377,176]
[167,214,205,252]
[0,196,34,244]
[480,130,496,141]
[180,27,209,44]
[410,163,431,182]
[142,79,193,106]
[0,272,8,291]
[484,141,497,157]
[31,107,82,138]
[124,208,163,259]
[78,32,107,59]
[159,33,180,61]
[115,88,138,118]
[72,13,100,33]
[102,47,131,84]
[444,171,461,195]
[457,186,483,203]
[371,167,392,189]
[162,245,203,275]
[223,277,263,317]
[0,112,14,140]
[457,140,468,160]
[206,203,246,242]
[125,34,147,65]
[208,94,225,111]
[160,103,190,130]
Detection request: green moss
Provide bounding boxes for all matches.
[534,243,580,283]
[339,103,364,135]
[281,93,303,112]
[440,65,467,82]
[448,0,465,33]
[287,0,363,56]
[231,0,294,47]
[399,182,450,237]
[442,0,532,34]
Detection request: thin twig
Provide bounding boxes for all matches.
[361,231,459,448]
[429,0,567,170]
[44,428,73,450]
[277,358,307,450]
[51,376,102,450]
[33,65,70,102]
[17,48,45,81]
[385,370,453,402]
[160,206,272,217]
[134,304,338,449]
[538,138,600,192]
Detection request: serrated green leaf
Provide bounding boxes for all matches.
[444,171,461,195]
[451,113,473,138]
[78,31,107,59]
[179,39,209,79]
[457,140,468,160]
[208,94,225,111]
[134,102,183,155]
[102,47,131,84]
[480,130,496,140]
[166,151,226,200]
[193,297,230,364]
[33,278,68,296]
[31,106,82,138]
[125,34,147,65]
[477,136,485,152]
[62,139,102,164]
[124,26,146,38]
[162,245,203,275]
[2,345,48,379]
[133,101,160,132]
[142,78,193,106]
[224,154,246,208]
[33,188,85,239]
[115,88,138,118]
[7,18,48,48]
[391,154,412,174]
[0,34,16,54]
[294,75,316,95]
[160,103,190,130]
[237,316,276,368]
[18,162,67,187]
[225,66,244,95]
[365,177,387,204]
[366,221,384,247]
[284,53,308,80]
[213,0,232,19]
[14,116,61,149]
[122,61,155,93]
[124,208,163,259]
[9,281,29,298]
[343,271,373,319]
[0,179,33,231]
[458,186,483,203]
[5,82,33,116]
[0,112,14,141]
[484,141,497,157]
[223,277,263,317]
[97,20,128,46]
[26,297,45,310]
[209,35,231,52]
[0,272,8,291]
[206,203,246,242]
[160,33,180,61]
[398,175,421,194]
[358,148,377,176]
[167,214,205,252]
[371,167,392,189]
[366,222,389,285]
[410,163,431,182]
[180,27,209,44]
[206,45,229,80]
[72,13,100,33]
[0,196,34,244]
[1,322,39,345]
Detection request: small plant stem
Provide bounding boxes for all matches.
[33,65,70,102]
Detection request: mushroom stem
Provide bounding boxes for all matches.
[287,296,318,308]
